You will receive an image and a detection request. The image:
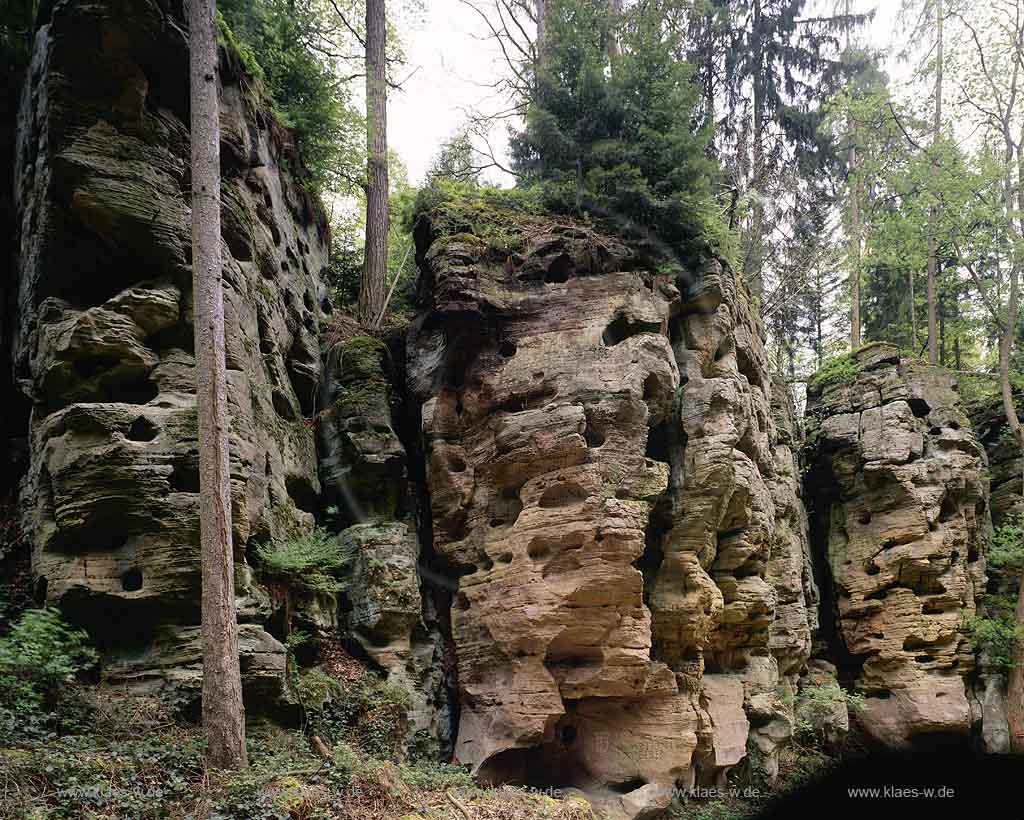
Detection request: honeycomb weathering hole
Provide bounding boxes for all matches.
[539,482,587,508]
[121,568,143,592]
[126,416,159,442]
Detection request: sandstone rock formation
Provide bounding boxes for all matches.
[971,397,1024,526]
[407,199,817,815]
[11,0,328,698]
[318,332,454,756]
[804,344,988,748]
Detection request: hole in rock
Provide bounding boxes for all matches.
[303,290,315,311]
[169,460,200,493]
[544,255,572,284]
[865,563,881,576]
[34,576,48,604]
[714,339,731,362]
[858,510,872,524]
[602,316,662,347]
[74,355,120,378]
[527,538,552,560]
[121,568,143,592]
[561,725,577,745]
[646,421,671,463]
[477,744,592,791]
[496,552,513,564]
[539,482,587,508]
[939,495,959,522]
[609,778,647,795]
[272,388,298,421]
[126,417,159,442]
[286,476,319,515]
[116,379,160,406]
[449,456,467,473]
[584,410,606,447]
[498,340,517,358]
[908,397,931,418]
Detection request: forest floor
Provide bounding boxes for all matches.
[0,682,841,820]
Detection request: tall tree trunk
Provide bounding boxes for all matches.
[359,0,388,326]
[1003,259,1024,753]
[189,0,247,771]
[846,0,861,349]
[926,0,942,364]
[607,0,623,58]
[535,0,546,69]
[746,0,765,302]
[909,268,917,351]
[1006,132,1024,754]
[849,140,861,349]
[939,289,946,365]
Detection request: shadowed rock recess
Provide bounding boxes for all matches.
[3,2,1015,816]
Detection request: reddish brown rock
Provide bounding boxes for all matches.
[408,202,818,813]
[805,345,989,748]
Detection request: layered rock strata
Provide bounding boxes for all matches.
[804,344,988,748]
[407,202,817,814]
[12,0,328,697]
[318,332,454,756]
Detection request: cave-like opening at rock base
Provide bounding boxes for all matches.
[476,737,597,792]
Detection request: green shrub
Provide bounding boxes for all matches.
[398,759,474,791]
[794,683,864,742]
[0,608,97,744]
[411,179,545,249]
[808,353,860,391]
[310,672,411,761]
[988,514,1024,571]
[965,595,1023,673]
[218,0,364,194]
[255,528,353,593]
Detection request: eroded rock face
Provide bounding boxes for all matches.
[13,0,328,697]
[972,397,1024,526]
[407,205,817,814]
[804,345,988,748]
[318,332,455,757]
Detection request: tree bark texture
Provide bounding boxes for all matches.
[359,0,389,326]
[189,0,247,771]
[927,0,942,364]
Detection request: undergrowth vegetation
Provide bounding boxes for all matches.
[964,515,1024,672]
[255,529,353,594]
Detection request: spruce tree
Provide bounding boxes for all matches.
[510,0,723,265]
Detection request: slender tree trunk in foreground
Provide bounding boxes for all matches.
[845,0,860,349]
[1004,134,1024,753]
[927,0,943,365]
[1004,256,1024,753]
[189,0,247,770]
[359,0,388,326]
[909,268,917,351]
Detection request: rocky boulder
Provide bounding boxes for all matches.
[406,195,817,814]
[804,344,989,748]
[11,0,329,700]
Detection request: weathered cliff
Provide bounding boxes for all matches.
[5,3,1018,812]
[405,196,817,815]
[804,345,989,748]
[11,0,329,698]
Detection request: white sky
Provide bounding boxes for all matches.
[389,0,907,186]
